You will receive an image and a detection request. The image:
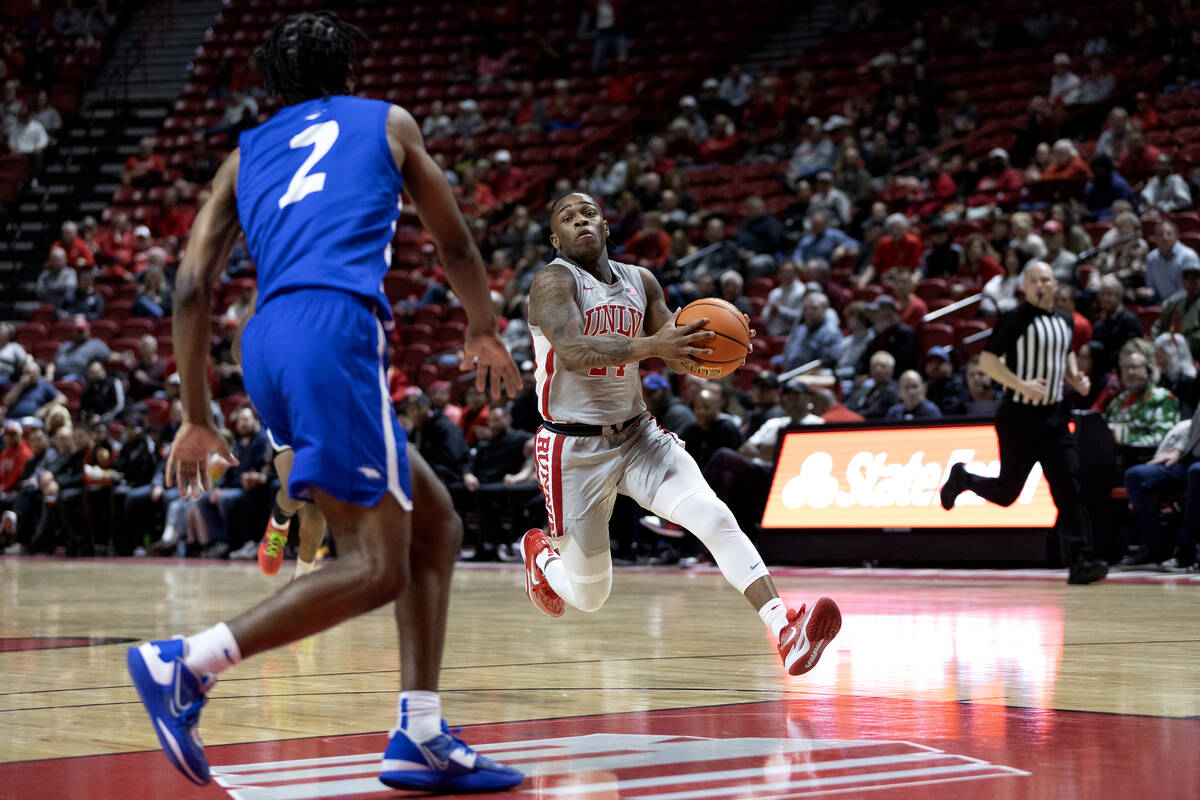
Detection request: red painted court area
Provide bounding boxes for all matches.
[2,697,1196,800]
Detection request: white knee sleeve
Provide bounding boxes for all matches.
[650,473,770,594]
[544,536,613,613]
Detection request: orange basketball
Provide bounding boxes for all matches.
[675,298,751,378]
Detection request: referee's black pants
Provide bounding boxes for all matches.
[961,401,1096,562]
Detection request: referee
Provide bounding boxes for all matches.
[940,262,1109,585]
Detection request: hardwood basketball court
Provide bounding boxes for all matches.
[1,557,1197,799]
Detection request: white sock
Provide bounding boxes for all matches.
[183,622,242,678]
[537,549,571,598]
[758,598,789,641]
[293,558,314,578]
[397,690,442,742]
[161,524,177,545]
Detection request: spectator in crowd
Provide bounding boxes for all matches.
[1145,220,1199,303]
[1152,262,1200,360]
[1120,403,1200,570]
[121,137,165,188]
[1118,129,1161,187]
[982,247,1030,316]
[222,280,256,325]
[80,360,124,424]
[719,270,753,316]
[858,214,922,288]
[787,117,835,181]
[194,407,271,560]
[422,99,454,139]
[2,360,64,420]
[1063,341,1107,410]
[1009,212,1047,260]
[836,145,874,213]
[1049,52,1081,104]
[735,195,784,278]
[642,373,695,434]
[454,98,485,137]
[761,260,806,336]
[1094,275,1145,369]
[209,318,242,395]
[1055,286,1094,351]
[179,135,219,185]
[624,211,672,269]
[718,63,753,109]
[7,105,48,185]
[460,404,531,561]
[1075,56,1116,106]
[1155,332,1198,419]
[862,294,919,374]
[487,150,525,204]
[1050,202,1094,254]
[887,370,942,420]
[459,384,491,447]
[53,0,85,36]
[1041,139,1093,182]
[741,370,786,437]
[698,114,739,163]
[890,267,926,330]
[918,219,963,279]
[1025,142,1053,184]
[402,390,469,489]
[742,379,823,462]
[133,266,172,319]
[0,421,32,497]
[455,165,497,217]
[682,388,744,470]
[1132,90,1158,130]
[1141,153,1193,214]
[808,171,852,229]
[779,292,842,371]
[973,148,1026,208]
[545,79,582,130]
[835,301,874,381]
[674,95,709,143]
[1041,220,1079,287]
[58,267,104,321]
[0,322,27,385]
[1104,350,1179,446]
[211,89,258,138]
[127,334,168,401]
[585,0,628,72]
[1089,209,1148,291]
[963,353,1002,416]
[36,247,76,307]
[84,0,116,38]
[1095,108,1131,163]
[846,350,900,419]
[55,220,94,271]
[924,346,969,416]
[793,210,859,269]
[53,316,115,382]
[153,187,195,243]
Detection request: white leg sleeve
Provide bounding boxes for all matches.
[648,464,771,594]
[541,517,614,613]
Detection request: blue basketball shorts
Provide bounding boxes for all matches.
[240,288,412,509]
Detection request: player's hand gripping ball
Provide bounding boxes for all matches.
[675,298,752,378]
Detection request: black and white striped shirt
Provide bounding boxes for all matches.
[984,303,1074,406]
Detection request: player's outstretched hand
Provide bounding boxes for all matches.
[166,422,238,499]
[463,329,522,401]
[743,313,757,347]
[658,308,714,362]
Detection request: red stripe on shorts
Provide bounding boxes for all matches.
[541,348,555,421]
[550,432,565,540]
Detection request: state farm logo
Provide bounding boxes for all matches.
[780,448,1044,510]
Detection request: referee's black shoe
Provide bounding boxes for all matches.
[939,463,968,510]
[1067,559,1109,585]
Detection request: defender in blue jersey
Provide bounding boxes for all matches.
[125,12,523,792]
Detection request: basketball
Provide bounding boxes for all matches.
[675,298,751,378]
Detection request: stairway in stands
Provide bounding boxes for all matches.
[743,0,844,69]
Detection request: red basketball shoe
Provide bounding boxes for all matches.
[779,597,841,676]
[521,529,564,618]
[257,517,290,576]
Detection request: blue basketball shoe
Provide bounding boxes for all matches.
[127,638,214,785]
[379,721,524,792]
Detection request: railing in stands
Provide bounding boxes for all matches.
[922,293,982,323]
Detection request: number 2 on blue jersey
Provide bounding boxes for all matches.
[278,121,340,209]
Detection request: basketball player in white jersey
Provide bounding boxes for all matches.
[522,193,841,675]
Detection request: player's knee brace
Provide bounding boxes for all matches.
[562,570,612,613]
[656,484,770,594]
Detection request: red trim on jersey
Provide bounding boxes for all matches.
[542,348,556,421]
[550,432,565,540]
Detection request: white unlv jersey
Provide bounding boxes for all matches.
[531,258,649,425]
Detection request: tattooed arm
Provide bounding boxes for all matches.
[528,264,712,372]
[638,267,692,375]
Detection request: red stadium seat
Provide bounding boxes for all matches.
[918,323,955,351]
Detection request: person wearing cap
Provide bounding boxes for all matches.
[642,373,695,435]
[1141,153,1192,215]
[698,77,725,120]
[52,314,116,381]
[1049,52,1081,105]
[1151,259,1200,360]
[969,149,1024,208]
[858,214,922,289]
[807,171,851,229]
[886,370,942,421]
[923,347,969,416]
[918,219,963,280]
[2,360,65,420]
[1041,220,1078,287]
[786,116,835,182]
[0,420,33,496]
[674,95,708,143]
[487,149,525,204]
[860,295,918,375]
[454,98,485,138]
[1145,219,1200,303]
[36,246,77,307]
[741,370,786,437]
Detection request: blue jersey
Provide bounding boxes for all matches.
[237,95,404,324]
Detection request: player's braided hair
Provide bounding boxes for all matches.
[253,12,371,106]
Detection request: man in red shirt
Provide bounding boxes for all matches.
[153,186,197,242]
[1117,129,1161,187]
[622,211,672,269]
[858,214,923,287]
[890,267,928,330]
[121,137,165,188]
[0,421,33,494]
[1131,91,1159,131]
[487,150,525,205]
[55,220,95,271]
[969,148,1024,207]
